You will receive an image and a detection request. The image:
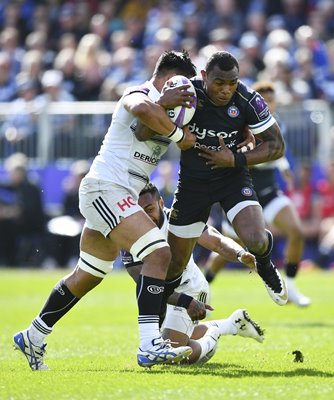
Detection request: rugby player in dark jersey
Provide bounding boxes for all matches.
[203,81,311,307]
[166,51,288,306]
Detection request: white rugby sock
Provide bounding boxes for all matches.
[196,327,219,363]
[202,319,237,336]
[28,317,52,346]
[138,316,161,350]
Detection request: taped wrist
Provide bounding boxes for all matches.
[234,152,247,168]
[167,126,184,143]
[236,249,246,262]
[176,293,194,308]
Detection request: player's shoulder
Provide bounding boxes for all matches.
[191,76,205,92]
[123,81,151,97]
[237,80,271,120]
[235,80,256,102]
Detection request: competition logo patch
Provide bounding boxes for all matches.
[227,106,239,118]
[241,187,253,196]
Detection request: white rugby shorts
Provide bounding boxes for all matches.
[79,177,143,237]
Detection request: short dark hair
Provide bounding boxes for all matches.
[205,51,239,75]
[153,50,197,79]
[139,182,161,200]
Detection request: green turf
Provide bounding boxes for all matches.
[1,267,333,400]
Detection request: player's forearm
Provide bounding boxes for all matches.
[244,123,285,166]
[129,100,175,136]
[198,226,243,262]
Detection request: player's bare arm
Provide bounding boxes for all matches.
[198,122,285,169]
[123,92,175,135]
[134,121,196,151]
[197,225,256,269]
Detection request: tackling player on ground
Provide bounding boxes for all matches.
[122,182,264,365]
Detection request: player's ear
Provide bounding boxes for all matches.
[200,70,207,80]
[159,197,164,209]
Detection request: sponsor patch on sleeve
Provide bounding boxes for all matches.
[249,94,270,120]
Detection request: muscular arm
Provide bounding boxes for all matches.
[123,93,175,137]
[197,225,256,268]
[245,122,285,166]
[198,122,285,168]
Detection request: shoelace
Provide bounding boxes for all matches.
[258,265,282,292]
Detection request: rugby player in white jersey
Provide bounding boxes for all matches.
[13,50,204,370]
[122,182,264,364]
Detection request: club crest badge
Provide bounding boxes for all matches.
[227,106,239,118]
[241,187,253,196]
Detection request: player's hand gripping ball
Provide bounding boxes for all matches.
[165,75,197,127]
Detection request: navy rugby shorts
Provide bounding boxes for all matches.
[169,168,259,226]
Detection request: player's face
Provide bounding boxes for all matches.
[138,192,164,228]
[201,65,239,106]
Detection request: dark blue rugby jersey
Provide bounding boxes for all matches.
[182,78,276,180]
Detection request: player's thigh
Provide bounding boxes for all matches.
[80,178,161,252]
[232,204,267,247]
[80,226,120,260]
[162,304,196,341]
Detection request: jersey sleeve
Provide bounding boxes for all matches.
[247,92,277,135]
[123,84,150,97]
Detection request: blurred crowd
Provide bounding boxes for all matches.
[0,0,334,105]
[1,0,334,268]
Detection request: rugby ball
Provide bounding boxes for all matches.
[165,75,197,127]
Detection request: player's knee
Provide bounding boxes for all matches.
[65,266,103,298]
[144,245,171,274]
[244,231,268,255]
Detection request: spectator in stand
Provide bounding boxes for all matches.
[24,31,55,70]
[53,48,77,96]
[72,33,112,101]
[0,72,40,157]
[0,152,46,266]
[19,49,44,92]
[238,31,265,76]
[89,13,112,51]
[0,51,16,102]
[36,69,76,159]
[0,27,24,79]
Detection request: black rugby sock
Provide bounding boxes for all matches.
[136,275,165,315]
[285,262,298,278]
[35,280,80,328]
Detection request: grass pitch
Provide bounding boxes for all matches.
[0,267,333,400]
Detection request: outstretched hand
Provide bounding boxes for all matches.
[186,299,214,321]
[198,136,234,168]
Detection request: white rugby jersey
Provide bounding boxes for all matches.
[86,80,171,196]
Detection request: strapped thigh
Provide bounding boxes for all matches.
[130,227,169,261]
